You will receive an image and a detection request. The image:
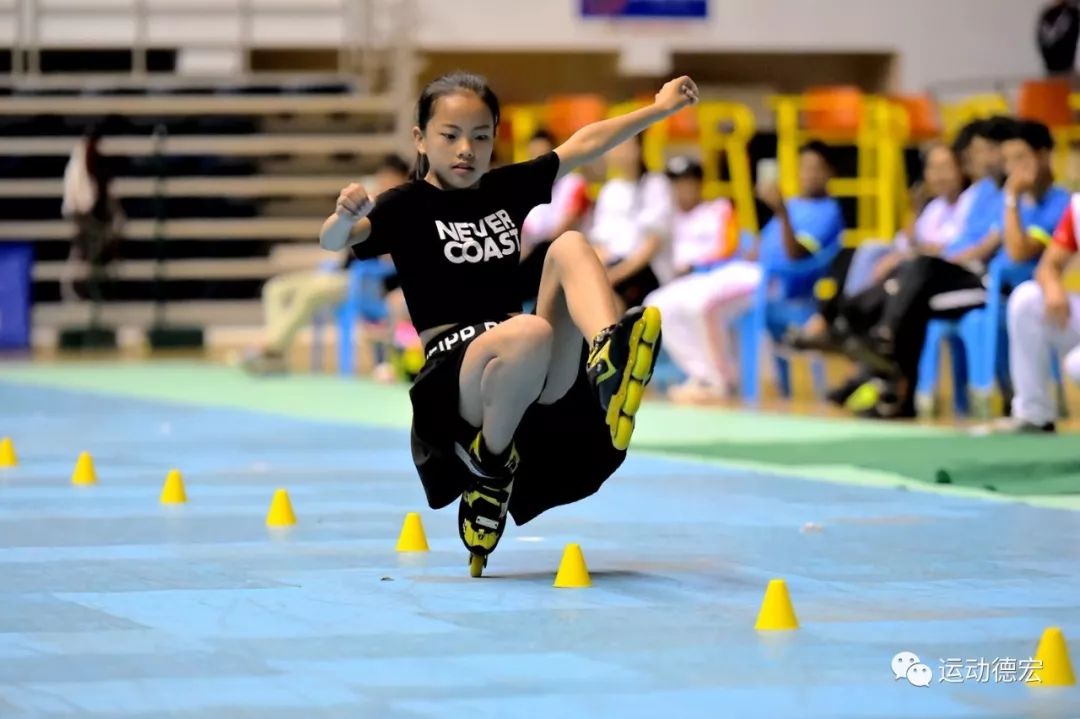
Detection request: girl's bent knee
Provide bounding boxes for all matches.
[549,231,591,261]
[502,315,554,353]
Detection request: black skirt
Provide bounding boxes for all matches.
[409,319,627,526]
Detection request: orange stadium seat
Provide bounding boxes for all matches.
[1017,78,1074,129]
[801,85,864,136]
[890,93,942,142]
[544,94,608,142]
[666,105,700,140]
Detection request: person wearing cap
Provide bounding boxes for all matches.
[643,156,748,401]
[647,143,844,402]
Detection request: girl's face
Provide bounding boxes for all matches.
[923,145,962,198]
[414,91,495,189]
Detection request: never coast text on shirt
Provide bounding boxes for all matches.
[351,151,560,333]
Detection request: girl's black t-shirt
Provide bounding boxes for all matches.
[352,151,561,333]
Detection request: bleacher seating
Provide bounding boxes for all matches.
[0,80,405,344]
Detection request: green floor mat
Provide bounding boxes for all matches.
[644,434,1080,496]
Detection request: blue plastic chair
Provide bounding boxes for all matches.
[737,244,840,405]
[916,310,987,416]
[916,257,1065,417]
[311,259,394,375]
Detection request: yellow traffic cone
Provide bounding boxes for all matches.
[265,488,296,527]
[754,578,799,630]
[396,512,429,551]
[71,452,97,486]
[159,469,187,505]
[1028,627,1076,686]
[0,437,16,467]
[553,543,591,588]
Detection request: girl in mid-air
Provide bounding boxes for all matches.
[320,71,698,576]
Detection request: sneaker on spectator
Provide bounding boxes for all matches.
[239,349,288,376]
[969,417,1056,436]
[667,379,731,405]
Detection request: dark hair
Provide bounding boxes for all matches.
[976,115,1021,143]
[530,129,556,145]
[1003,118,1055,152]
[413,71,501,180]
[665,155,704,181]
[377,153,411,177]
[951,119,983,156]
[799,140,835,172]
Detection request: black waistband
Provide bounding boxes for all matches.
[423,320,501,361]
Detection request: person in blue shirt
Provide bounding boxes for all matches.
[840,118,1069,417]
[937,116,1011,259]
[752,141,846,295]
[646,141,844,402]
[786,117,1010,409]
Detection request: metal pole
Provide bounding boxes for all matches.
[132,0,148,77]
[393,0,419,156]
[12,0,24,78]
[151,124,168,328]
[239,0,252,76]
[26,0,39,76]
[337,0,353,76]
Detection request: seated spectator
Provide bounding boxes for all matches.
[242,154,410,375]
[650,142,844,401]
[517,129,591,305]
[836,119,1070,417]
[788,141,975,407]
[986,196,1080,433]
[587,134,674,311]
[642,157,744,400]
[792,117,1008,353]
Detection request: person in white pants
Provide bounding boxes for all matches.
[646,143,845,401]
[998,195,1080,432]
[643,157,749,399]
[242,155,410,374]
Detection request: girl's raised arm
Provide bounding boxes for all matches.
[554,76,698,179]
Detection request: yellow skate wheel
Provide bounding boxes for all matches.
[469,553,485,578]
[624,379,645,416]
[640,306,662,344]
[632,343,655,382]
[613,414,635,451]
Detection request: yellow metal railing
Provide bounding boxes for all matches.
[939,94,1010,140]
[507,99,760,233]
[771,94,906,245]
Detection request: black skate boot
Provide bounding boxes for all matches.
[457,431,519,577]
[586,305,663,451]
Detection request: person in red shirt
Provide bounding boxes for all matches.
[992,194,1080,432]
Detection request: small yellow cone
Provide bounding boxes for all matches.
[159,469,187,505]
[553,543,591,588]
[395,512,429,552]
[71,451,97,486]
[265,488,296,527]
[1028,627,1076,686]
[0,437,16,467]
[754,578,799,630]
